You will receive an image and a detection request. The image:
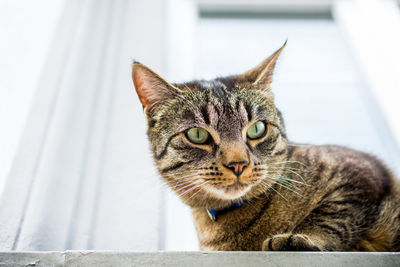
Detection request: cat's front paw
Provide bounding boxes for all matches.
[262,234,321,251]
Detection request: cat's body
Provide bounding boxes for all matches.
[131,42,400,251]
[194,144,400,251]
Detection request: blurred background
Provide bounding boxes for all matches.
[0,0,399,251]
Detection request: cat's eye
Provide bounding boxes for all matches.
[247,121,266,139]
[186,127,210,144]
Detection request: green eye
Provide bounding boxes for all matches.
[247,121,266,139]
[186,127,210,144]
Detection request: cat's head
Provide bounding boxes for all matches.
[132,42,288,209]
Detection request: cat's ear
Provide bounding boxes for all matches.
[239,40,287,86]
[132,61,181,113]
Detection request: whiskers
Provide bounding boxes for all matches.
[162,166,215,202]
[175,180,210,202]
[254,160,309,201]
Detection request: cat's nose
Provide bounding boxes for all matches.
[224,161,249,177]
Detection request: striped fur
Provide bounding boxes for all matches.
[131,43,400,251]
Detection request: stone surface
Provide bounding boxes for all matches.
[0,252,399,267]
[0,252,64,267]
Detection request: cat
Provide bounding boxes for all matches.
[131,42,400,251]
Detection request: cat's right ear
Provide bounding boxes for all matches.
[132,61,181,114]
[238,40,287,87]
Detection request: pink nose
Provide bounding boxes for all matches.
[225,161,249,177]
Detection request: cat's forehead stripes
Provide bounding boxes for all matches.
[207,102,219,128]
[199,88,252,131]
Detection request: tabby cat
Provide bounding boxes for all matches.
[131,42,400,251]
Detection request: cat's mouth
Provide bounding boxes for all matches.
[207,180,252,200]
[224,181,247,191]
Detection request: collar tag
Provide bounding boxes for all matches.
[206,208,217,221]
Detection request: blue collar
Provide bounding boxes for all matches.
[206,200,246,221]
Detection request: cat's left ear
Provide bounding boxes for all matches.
[132,61,181,114]
[239,40,287,87]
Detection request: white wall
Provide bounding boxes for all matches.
[0,0,66,195]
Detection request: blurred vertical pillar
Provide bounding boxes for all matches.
[334,0,400,175]
[0,0,168,251]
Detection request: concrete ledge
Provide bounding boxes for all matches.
[0,252,64,267]
[0,251,399,267]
